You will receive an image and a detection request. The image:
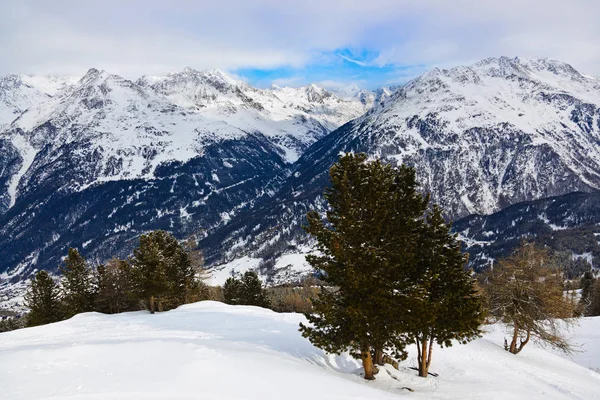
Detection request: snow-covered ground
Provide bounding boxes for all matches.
[0,301,599,400]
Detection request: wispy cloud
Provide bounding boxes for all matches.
[1,0,598,88]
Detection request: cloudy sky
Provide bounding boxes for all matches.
[1,0,599,89]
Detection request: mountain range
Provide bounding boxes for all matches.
[200,57,600,283]
[0,68,379,281]
[1,56,599,288]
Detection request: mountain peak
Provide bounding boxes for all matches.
[79,68,111,86]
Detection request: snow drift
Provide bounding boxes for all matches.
[0,301,598,399]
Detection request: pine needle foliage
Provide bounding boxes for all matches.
[299,153,431,380]
[24,270,64,327]
[408,205,484,377]
[60,248,96,318]
[130,230,205,313]
[223,271,271,308]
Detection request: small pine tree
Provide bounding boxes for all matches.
[60,248,96,318]
[239,271,271,308]
[24,270,64,327]
[223,277,242,304]
[223,272,270,308]
[588,279,600,317]
[580,271,595,315]
[485,242,576,354]
[130,233,168,313]
[408,205,484,377]
[164,240,205,307]
[95,258,138,314]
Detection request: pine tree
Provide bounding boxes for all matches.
[239,271,271,307]
[485,242,576,354]
[223,277,242,304]
[24,270,64,327]
[130,230,205,312]
[60,248,95,318]
[588,279,600,317]
[580,271,595,315]
[95,258,138,314]
[299,153,429,380]
[130,232,168,313]
[408,205,484,377]
[223,272,270,308]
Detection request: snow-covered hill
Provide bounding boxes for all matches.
[0,68,373,279]
[0,302,598,399]
[201,57,600,281]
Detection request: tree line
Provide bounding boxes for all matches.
[25,231,209,326]
[22,231,292,328]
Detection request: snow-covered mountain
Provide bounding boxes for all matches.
[453,190,600,272]
[0,74,78,131]
[0,68,373,279]
[201,57,600,282]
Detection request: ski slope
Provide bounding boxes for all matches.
[0,301,598,399]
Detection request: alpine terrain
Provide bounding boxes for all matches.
[0,68,377,282]
[201,57,600,283]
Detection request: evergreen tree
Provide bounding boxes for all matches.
[223,276,242,304]
[588,279,600,317]
[24,270,63,327]
[60,248,95,318]
[164,240,205,307]
[408,205,484,377]
[299,153,429,380]
[580,271,595,315]
[95,258,138,314]
[485,242,576,354]
[223,272,270,308]
[130,230,205,312]
[239,271,271,307]
[130,232,168,313]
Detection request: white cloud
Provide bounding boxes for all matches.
[0,0,598,78]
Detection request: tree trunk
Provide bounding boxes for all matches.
[419,337,429,377]
[374,348,384,366]
[149,296,155,314]
[361,345,376,380]
[509,325,519,354]
[427,336,434,369]
[515,329,531,354]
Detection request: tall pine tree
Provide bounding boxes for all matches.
[131,232,168,313]
[130,230,204,312]
[24,270,64,327]
[300,153,429,380]
[60,248,95,318]
[408,205,484,377]
[95,258,138,314]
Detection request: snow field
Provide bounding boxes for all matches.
[0,301,599,400]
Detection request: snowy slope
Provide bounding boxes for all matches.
[0,302,598,400]
[0,74,78,129]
